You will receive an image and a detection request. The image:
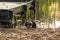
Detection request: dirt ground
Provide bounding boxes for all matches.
[0,28,60,40]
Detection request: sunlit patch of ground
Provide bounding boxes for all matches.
[36,20,60,29]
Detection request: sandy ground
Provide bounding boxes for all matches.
[0,28,60,40]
